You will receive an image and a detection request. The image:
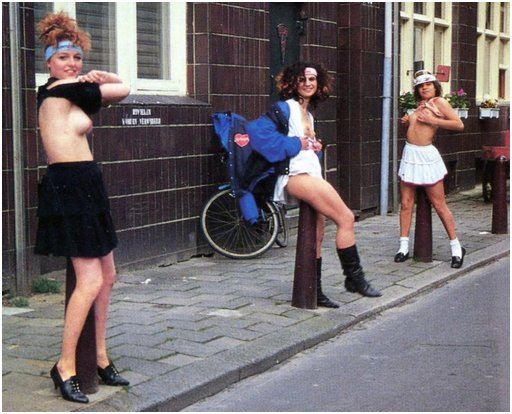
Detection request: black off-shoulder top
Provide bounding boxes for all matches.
[37,77,102,115]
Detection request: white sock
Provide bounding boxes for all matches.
[450,238,462,258]
[397,237,409,254]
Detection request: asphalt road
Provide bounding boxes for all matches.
[184,257,510,412]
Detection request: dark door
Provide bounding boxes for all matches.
[269,3,303,101]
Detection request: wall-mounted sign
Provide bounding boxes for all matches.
[436,65,451,82]
[122,108,161,126]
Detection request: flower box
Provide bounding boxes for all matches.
[454,108,469,119]
[479,107,500,119]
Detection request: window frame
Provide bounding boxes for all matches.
[35,2,187,96]
[399,3,452,94]
[476,2,509,103]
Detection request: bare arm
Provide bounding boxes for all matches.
[415,97,464,132]
[79,70,130,105]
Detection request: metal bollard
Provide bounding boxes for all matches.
[291,201,317,309]
[413,187,433,262]
[492,156,508,234]
[65,259,98,394]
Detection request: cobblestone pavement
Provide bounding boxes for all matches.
[2,189,509,412]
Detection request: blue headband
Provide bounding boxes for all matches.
[45,40,83,61]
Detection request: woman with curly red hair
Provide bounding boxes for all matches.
[35,11,130,403]
[247,62,381,307]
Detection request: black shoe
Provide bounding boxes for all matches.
[50,363,89,404]
[98,361,130,386]
[394,252,409,263]
[316,257,340,308]
[345,277,382,297]
[451,247,466,269]
[317,293,340,308]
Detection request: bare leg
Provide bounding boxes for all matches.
[399,182,416,238]
[94,252,117,369]
[424,181,457,240]
[286,174,355,249]
[57,257,104,380]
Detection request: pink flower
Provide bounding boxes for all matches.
[457,88,465,96]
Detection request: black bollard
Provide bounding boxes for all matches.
[413,187,433,262]
[65,259,98,394]
[291,201,317,309]
[492,156,508,234]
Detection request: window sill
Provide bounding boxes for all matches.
[119,95,210,107]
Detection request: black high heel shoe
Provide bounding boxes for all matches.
[98,360,130,386]
[50,363,89,404]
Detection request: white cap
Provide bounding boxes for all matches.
[413,71,437,87]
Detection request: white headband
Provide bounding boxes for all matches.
[304,67,318,77]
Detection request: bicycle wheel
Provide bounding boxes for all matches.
[201,189,279,259]
[275,204,288,248]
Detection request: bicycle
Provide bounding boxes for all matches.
[201,184,288,259]
[200,111,289,259]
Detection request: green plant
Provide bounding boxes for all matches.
[11,296,30,307]
[399,91,417,113]
[480,96,498,108]
[444,88,470,109]
[31,277,61,294]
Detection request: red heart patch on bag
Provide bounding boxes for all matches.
[234,133,250,147]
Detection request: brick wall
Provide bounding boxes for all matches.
[2,2,509,292]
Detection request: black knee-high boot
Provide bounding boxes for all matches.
[337,245,382,297]
[316,258,339,308]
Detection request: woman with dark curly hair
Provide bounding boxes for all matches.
[35,11,130,403]
[247,62,381,307]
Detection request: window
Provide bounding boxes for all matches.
[76,2,117,73]
[413,25,425,64]
[485,3,493,30]
[433,27,445,73]
[499,69,506,99]
[400,3,452,93]
[136,3,170,80]
[434,3,444,19]
[500,2,507,33]
[34,2,187,95]
[477,2,509,102]
[414,3,425,15]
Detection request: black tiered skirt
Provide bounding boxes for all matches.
[35,161,118,258]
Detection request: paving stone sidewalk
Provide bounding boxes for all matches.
[2,188,509,412]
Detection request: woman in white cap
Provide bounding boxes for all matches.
[395,70,465,268]
[36,11,130,403]
[247,62,381,308]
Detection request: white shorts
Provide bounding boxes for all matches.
[398,143,447,186]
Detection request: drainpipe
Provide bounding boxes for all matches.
[380,2,392,216]
[392,2,399,213]
[9,3,28,295]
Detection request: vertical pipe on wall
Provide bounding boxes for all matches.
[9,3,28,294]
[392,2,399,213]
[380,2,392,216]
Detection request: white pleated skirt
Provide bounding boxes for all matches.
[398,143,447,186]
